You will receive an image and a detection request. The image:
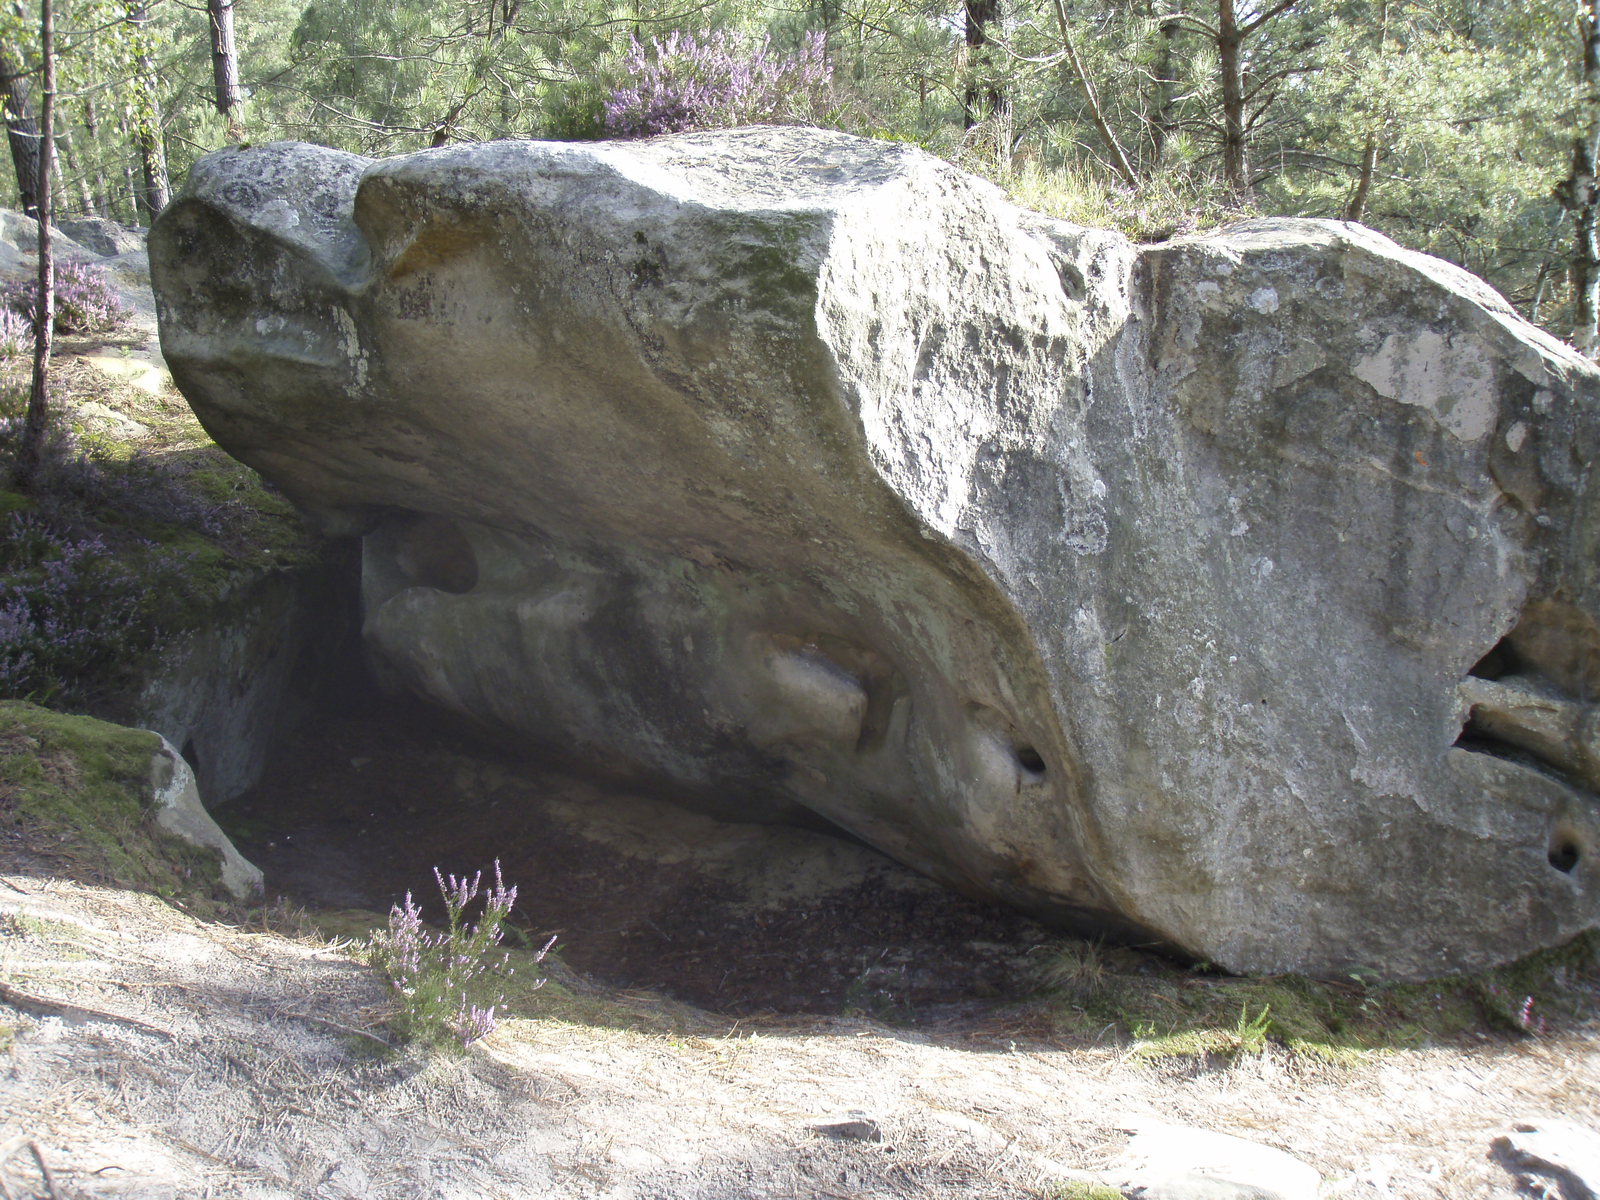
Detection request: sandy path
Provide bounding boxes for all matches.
[0,872,1594,1199]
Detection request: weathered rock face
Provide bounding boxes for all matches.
[150,127,1600,978]
[134,554,361,805]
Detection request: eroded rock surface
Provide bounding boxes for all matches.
[150,127,1600,977]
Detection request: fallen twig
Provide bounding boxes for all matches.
[29,1142,63,1200]
[280,1011,391,1047]
[0,1137,60,1200]
[0,979,175,1041]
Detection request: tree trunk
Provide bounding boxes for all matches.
[17,0,55,490]
[1564,0,1600,354]
[0,50,41,218]
[120,118,141,226]
[128,3,170,218]
[83,100,107,216]
[1050,0,1137,186]
[1151,5,1181,166]
[62,123,91,215]
[207,0,244,138]
[1345,132,1377,222]
[48,128,63,216]
[963,0,1003,130]
[1218,0,1248,196]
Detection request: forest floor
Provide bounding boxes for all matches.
[0,797,1596,1200]
[0,695,1596,1200]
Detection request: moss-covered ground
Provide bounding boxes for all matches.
[0,698,241,909]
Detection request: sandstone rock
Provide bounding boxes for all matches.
[809,1113,883,1143]
[0,208,158,325]
[0,209,101,263]
[150,128,1600,977]
[56,215,145,258]
[136,556,361,806]
[1111,1120,1320,1200]
[66,399,149,440]
[150,733,263,898]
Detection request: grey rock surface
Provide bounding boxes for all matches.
[1111,1120,1320,1200]
[150,733,264,898]
[150,128,1600,976]
[0,208,158,323]
[56,214,145,257]
[0,208,101,263]
[136,557,360,806]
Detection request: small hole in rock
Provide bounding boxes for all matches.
[1549,839,1581,874]
[1015,745,1046,775]
[180,737,199,773]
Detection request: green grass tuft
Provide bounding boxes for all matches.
[1041,932,1600,1063]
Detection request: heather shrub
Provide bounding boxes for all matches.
[0,417,236,539]
[367,860,553,1049]
[0,510,190,703]
[0,308,30,365]
[3,261,129,336]
[604,29,831,138]
[0,416,251,703]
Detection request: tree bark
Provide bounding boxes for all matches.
[1218,0,1248,196]
[1562,0,1600,354]
[963,0,1004,130]
[62,123,91,215]
[207,0,244,138]
[1050,0,1137,186]
[128,3,170,218]
[1151,3,1181,166]
[0,50,41,218]
[17,0,55,490]
[83,100,107,216]
[119,115,141,226]
[1345,131,1377,222]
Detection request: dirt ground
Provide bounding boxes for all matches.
[218,709,1060,1019]
[0,709,1595,1198]
[0,859,1595,1199]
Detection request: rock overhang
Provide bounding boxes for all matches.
[151,126,1600,979]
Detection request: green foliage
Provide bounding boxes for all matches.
[1047,1184,1123,1200]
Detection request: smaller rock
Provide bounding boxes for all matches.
[809,1112,883,1143]
[1111,1120,1320,1200]
[149,733,264,899]
[56,216,145,258]
[68,400,149,438]
[0,209,102,264]
[1495,1120,1600,1199]
[100,247,151,287]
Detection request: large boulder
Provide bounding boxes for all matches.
[149,127,1600,978]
